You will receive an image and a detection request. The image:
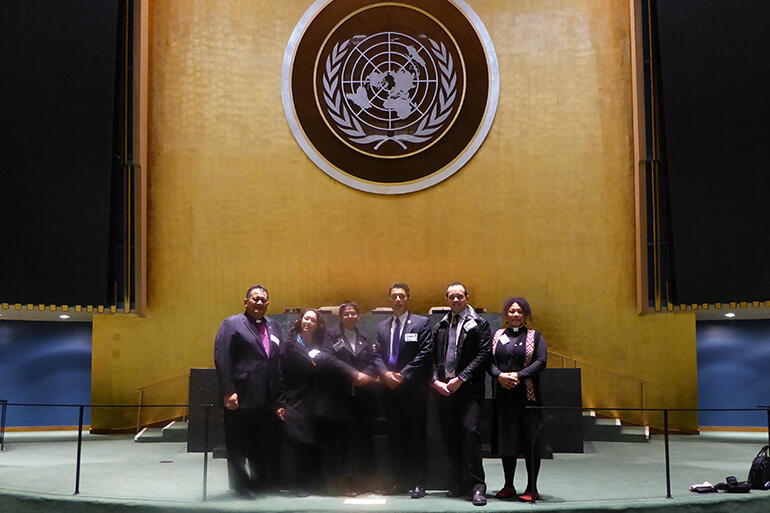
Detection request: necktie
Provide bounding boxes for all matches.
[388,317,401,368]
[445,314,459,378]
[256,320,270,357]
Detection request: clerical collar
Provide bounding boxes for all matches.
[509,326,524,334]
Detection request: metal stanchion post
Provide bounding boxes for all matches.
[203,405,209,502]
[75,405,84,495]
[0,400,7,452]
[663,410,671,499]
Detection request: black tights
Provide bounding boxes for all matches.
[502,454,541,492]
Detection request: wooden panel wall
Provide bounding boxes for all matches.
[92,0,697,431]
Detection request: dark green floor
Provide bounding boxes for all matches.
[0,431,768,512]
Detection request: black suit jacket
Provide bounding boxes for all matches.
[214,313,283,409]
[431,308,491,398]
[375,312,433,384]
[316,325,383,422]
[277,331,336,444]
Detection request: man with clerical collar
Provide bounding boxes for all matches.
[375,282,433,499]
[431,282,491,506]
[214,285,283,496]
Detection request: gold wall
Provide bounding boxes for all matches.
[92,0,697,430]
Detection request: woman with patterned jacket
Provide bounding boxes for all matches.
[488,297,547,503]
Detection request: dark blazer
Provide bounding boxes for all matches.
[214,313,282,409]
[489,328,547,403]
[431,308,491,397]
[277,331,325,444]
[375,312,433,384]
[316,325,383,422]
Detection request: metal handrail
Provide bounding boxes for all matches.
[548,349,647,385]
[548,350,650,424]
[525,405,770,502]
[0,401,214,501]
[136,372,191,432]
[136,372,191,392]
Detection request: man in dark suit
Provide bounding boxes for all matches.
[431,282,491,506]
[376,282,433,499]
[214,285,283,496]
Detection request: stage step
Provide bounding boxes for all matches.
[134,421,188,443]
[581,412,649,443]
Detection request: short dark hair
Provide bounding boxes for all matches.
[339,301,359,314]
[503,296,532,321]
[389,282,410,297]
[290,308,326,347]
[445,281,468,297]
[245,285,269,299]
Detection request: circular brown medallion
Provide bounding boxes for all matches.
[283,0,499,194]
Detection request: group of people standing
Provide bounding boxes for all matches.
[213,281,548,505]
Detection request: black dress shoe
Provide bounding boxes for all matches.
[411,485,426,499]
[472,489,487,506]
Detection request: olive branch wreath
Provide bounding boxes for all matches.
[322,38,457,151]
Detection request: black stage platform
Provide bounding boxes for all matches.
[187,366,584,490]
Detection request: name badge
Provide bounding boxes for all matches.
[404,333,418,342]
[308,348,321,359]
[270,334,280,345]
[463,319,477,331]
[333,340,345,351]
[498,333,510,345]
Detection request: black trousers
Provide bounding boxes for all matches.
[288,439,320,492]
[223,407,273,491]
[318,407,375,491]
[436,390,485,493]
[383,384,428,488]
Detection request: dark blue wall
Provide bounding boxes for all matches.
[697,319,770,427]
[0,320,91,427]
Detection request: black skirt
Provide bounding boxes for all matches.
[492,384,542,456]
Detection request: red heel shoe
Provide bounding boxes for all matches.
[518,490,540,502]
[494,486,516,499]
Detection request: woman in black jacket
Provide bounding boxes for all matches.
[276,309,327,496]
[317,301,379,495]
[489,297,547,502]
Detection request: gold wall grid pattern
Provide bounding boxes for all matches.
[90,1,697,431]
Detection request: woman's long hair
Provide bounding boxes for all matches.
[290,308,326,346]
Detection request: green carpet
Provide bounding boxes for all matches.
[0,431,768,512]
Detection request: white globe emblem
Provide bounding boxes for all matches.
[322,31,457,154]
[343,32,436,130]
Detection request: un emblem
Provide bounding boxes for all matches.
[323,31,458,156]
[283,1,499,194]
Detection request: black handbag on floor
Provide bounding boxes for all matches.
[748,445,770,490]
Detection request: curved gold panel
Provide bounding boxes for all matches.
[91,0,696,432]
